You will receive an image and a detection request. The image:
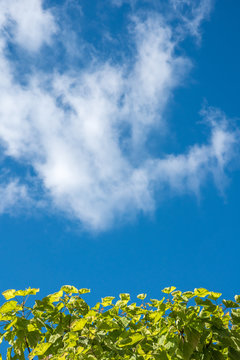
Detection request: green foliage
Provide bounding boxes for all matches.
[0,286,240,359]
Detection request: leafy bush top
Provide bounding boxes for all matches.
[1,286,240,359]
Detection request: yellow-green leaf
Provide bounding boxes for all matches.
[47,290,63,303]
[208,292,222,300]
[71,318,87,331]
[194,288,210,298]
[0,301,21,314]
[101,296,115,307]
[137,293,147,300]
[119,293,130,301]
[2,289,16,300]
[162,286,176,294]
[7,348,11,360]
[29,342,51,359]
[14,288,39,297]
[235,295,240,303]
[61,285,78,294]
[118,333,144,347]
[77,346,85,354]
[79,288,91,294]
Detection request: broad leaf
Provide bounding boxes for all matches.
[162,286,176,294]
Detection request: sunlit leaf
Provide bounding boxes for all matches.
[137,293,147,300]
[2,290,16,300]
[119,293,130,301]
[118,333,144,347]
[208,292,222,300]
[47,290,63,303]
[162,286,176,294]
[14,288,39,297]
[194,288,210,298]
[61,285,78,294]
[71,318,88,331]
[1,286,239,359]
[29,342,51,359]
[79,288,91,294]
[235,295,240,303]
[101,296,115,307]
[0,301,21,313]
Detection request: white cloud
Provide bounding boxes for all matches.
[170,0,213,39]
[0,180,29,214]
[0,0,238,230]
[149,115,237,195]
[0,0,56,51]
[111,0,213,40]
[122,16,190,146]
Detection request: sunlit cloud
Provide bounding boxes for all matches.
[0,0,238,230]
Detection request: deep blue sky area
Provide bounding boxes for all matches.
[0,0,240,308]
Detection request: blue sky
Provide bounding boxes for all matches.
[0,0,240,307]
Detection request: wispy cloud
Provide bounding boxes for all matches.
[170,0,213,39]
[149,112,237,195]
[0,180,29,214]
[0,0,238,230]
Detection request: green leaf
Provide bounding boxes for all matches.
[210,350,225,360]
[71,318,88,331]
[195,297,216,311]
[119,293,130,301]
[194,288,210,298]
[162,286,176,294]
[234,295,240,303]
[14,288,39,297]
[182,291,194,299]
[2,289,16,300]
[26,331,41,348]
[172,290,182,297]
[222,300,239,308]
[79,288,91,294]
[208,292,222,301]
[86,355,97,360]
[155,350,169,360]
[118,333,144,347]
[1,285,240,360]
[137,293,147,300]
[228,346,240,360]
[29,342,51,359]
[6,348,11,360]
[101,296,115,307]
[49,333,62,344]
[0,301,21,313]
[119,317,130,328]
[61,285,78,294]
[183,327,201,358]
[47,290,63,303]
[74,298,89,315]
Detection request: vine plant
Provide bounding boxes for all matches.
[0,286,240,359]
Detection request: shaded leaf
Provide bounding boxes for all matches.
[223,300,239,308]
